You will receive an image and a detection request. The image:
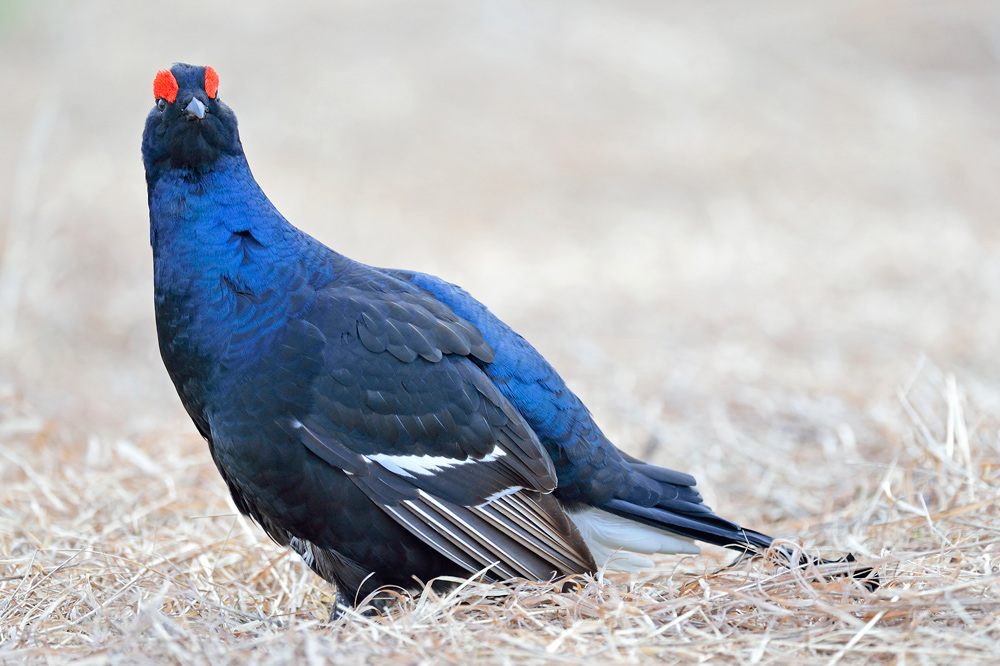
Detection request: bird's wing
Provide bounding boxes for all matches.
[283,282,595,579]
[379,268,774,552]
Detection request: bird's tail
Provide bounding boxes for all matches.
[592,460,878,588]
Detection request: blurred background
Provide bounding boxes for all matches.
[2,0,1000,528]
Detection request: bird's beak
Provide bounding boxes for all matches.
[185,97,206,120]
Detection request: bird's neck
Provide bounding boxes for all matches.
[149,155,294,276]
[148,156,319,397]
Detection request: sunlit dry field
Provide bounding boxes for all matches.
[3,1,1000,663]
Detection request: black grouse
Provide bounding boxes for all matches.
[143,63,870,607]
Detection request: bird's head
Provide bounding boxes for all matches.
[142,63,242,174]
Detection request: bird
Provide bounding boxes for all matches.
[143,63,871,609]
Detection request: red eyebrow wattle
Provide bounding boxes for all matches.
[153,69,178,103]
[204,66,219,99]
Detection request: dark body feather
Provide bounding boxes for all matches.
[144,64,867,608]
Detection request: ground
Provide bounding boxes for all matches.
[2,1,1000,663]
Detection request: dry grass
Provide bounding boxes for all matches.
[2,365,1000,664]
[3,1,1000,664]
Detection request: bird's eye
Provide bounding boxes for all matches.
[157,98,167,112]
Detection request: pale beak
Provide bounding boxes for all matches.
[185,97,206,119]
